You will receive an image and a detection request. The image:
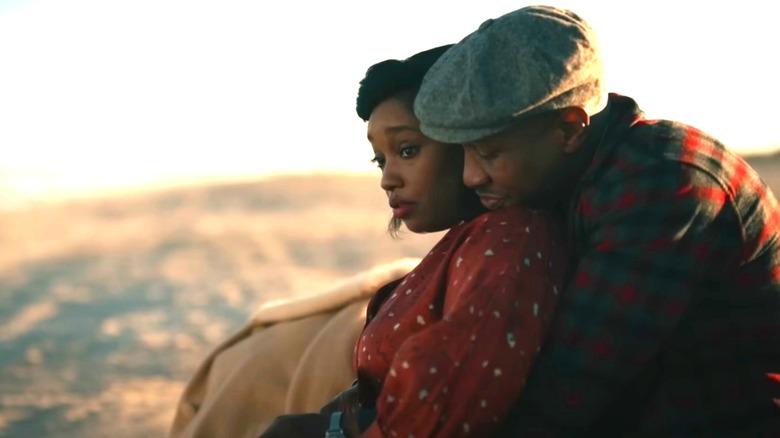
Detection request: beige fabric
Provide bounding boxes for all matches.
[169,258,420,438]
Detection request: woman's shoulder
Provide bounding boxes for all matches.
[431,208,564,257]
[462,207,557,231]
[443,207,566,251]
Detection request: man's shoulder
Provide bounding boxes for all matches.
[600,119,756,192]
[626,119,726,165]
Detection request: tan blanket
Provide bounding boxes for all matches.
[169,258,420,438]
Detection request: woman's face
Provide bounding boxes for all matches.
[367,96,464,233]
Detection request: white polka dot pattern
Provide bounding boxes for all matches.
[356,208,568,438]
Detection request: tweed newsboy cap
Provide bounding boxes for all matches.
[414,5,608,143]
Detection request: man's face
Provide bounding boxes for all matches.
[461,112,569,209]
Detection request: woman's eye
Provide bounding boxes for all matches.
[370,156,385,170]
[399,144,419,159]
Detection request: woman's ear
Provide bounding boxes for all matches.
[559,107,589,153]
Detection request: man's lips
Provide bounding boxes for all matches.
[477,193,505,210]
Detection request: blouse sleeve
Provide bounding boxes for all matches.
[361,209,566,438]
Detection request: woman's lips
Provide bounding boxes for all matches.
[389,198,416,219]
[391,202,415,218]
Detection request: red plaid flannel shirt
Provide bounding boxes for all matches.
[500,94,780,436]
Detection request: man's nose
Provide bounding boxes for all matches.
[463,147,489,188]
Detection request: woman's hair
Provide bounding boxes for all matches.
[356,45,487,236]
[356,44,454,122]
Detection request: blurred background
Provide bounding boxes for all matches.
[1,0,778,436]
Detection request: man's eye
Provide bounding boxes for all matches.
[476,147,498,160]
[399,144,419,158]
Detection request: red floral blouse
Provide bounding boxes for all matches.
[355,207,568,437]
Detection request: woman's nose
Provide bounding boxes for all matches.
[380,159,402,192]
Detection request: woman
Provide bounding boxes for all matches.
[261,46,568,438]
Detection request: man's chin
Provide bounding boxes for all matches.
[478,194,548,211]
[478,195,508,211]
[496,194,543,210]
[518,194,558,210]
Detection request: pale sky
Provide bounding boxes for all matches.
[0,0,778,203]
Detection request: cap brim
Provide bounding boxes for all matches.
[418,122,512,144]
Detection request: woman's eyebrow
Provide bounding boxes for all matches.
[368,125,419,142]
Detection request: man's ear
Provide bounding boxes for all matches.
[559,107,589,153]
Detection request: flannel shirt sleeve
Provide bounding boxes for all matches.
[508,162,742,434]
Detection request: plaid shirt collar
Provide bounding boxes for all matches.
[578,94,645,187]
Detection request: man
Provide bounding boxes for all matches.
[415,5,780,436]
